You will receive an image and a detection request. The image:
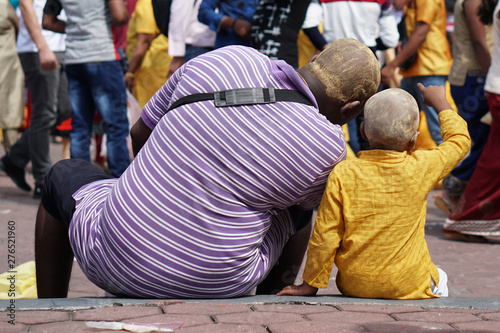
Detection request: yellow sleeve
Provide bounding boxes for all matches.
[417,110,471,183]
[415,0,438,26]
[302,170,344,289]
[135,0,160,35]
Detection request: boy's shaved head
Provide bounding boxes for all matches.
[364,88,419,150]
[308,38,380,105]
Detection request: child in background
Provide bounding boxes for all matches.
[278,84,471,299]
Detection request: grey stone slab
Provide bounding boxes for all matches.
[71,306,161,321]
[3,296,500,311]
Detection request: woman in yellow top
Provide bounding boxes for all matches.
[126,0,172,108]
[278,85,471,300]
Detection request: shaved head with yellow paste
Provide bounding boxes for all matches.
[297,38,381,125]
[363,88,420,151]
[308,38,381,104]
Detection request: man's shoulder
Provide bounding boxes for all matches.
[208,45,265,58]
[186,45,270,74]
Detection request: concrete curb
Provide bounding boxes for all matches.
[3,295,500,311]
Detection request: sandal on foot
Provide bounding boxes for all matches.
[443,231,489,243]
[434,195,453,215]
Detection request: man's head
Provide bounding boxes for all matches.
[298,38,380,125]
[362,88,420,151]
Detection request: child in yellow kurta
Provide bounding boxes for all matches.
[278,84,471,299]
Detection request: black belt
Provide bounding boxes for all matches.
[167,88,313,112]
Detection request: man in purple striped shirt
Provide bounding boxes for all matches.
[35,38,380,298]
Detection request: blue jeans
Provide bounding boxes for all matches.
[401,75,447,145]
[347,119,361,154]
[66,61,130,177]
[449,74,490,181]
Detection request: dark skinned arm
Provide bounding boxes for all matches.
[124,33,154,91]
[42,12,66,33]
[167,56,186,78]
[130,117,153,157]
[108,0,129,26]
[380,21,430,85]
[220,16,251,40]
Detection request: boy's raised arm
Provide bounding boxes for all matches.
[417,83,453,113]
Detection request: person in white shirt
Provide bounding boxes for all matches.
[167,0,215,77]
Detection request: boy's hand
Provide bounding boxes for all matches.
[417,83,452,113]
[277,282,318,296]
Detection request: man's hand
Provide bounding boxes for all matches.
[277,281,318,296]
[233,19,251,40]
[380,63,396,87]
[38,47,58,70]
[417,83,452,113]
[125,74,134,93]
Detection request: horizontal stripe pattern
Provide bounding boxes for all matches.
[70,46,346,298]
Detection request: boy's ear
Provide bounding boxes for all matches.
[407,131,420,152]
[360,121,368,141]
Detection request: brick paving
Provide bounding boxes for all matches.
[1,141,500,332]
[1,300,500,332]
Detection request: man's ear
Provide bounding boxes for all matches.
[308,54,318,63]
[360,121,368,141]
[339,100,361,120]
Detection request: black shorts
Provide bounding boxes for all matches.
[41,159,115,229]
[288,205,313,231]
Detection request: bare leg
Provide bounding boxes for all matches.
[35,203,74,298]
[256,221,312,294]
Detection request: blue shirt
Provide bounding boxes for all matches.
[198,0,258,48]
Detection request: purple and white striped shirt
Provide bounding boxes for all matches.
[70,46,346,298]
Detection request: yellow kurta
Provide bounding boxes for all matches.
[303,110,470,299]
[126,0,171,108]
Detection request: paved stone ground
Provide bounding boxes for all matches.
[1,140,500,332]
